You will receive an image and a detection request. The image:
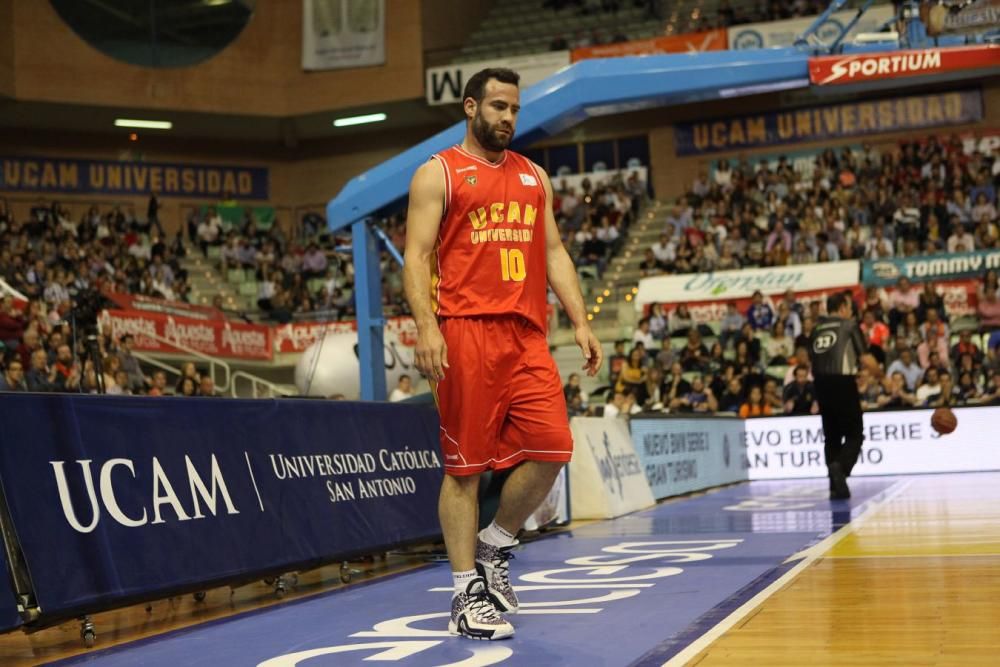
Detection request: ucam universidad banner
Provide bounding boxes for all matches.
[863,249,1000,286]
[809,45,1000,86]
[673,89,983,156]
[728,4,894,49]
[630,416,747,500]
[744,406,1000,480]
[0,156,269,199]
[0,394,444,617]
[636,260,859,305]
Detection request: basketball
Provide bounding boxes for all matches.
[931,407,958,435]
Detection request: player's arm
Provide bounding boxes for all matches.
[537,164,602,376]
[403,160,448,381]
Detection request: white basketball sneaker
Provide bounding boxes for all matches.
[448,577,514,641]
[475,539,519,614]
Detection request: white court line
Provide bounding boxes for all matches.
[663,480,913,667]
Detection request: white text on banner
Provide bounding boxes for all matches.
[569,417,655,519]
[425,51,570,106]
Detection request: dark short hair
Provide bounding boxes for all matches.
[463,68,520,104]
[827,292,847,314]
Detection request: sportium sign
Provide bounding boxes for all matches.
[809,45,1000,86]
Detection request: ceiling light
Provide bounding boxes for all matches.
[115,119,173,130]
[333,113,387,127]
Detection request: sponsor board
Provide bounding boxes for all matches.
[275,316,416,354]
[0,155,268,199]
[636,260,859,305]
[676,286,863,324]
[425,51,570,106]
[810,45,1000,86]
[630,416,747,500]
[728,5,894,50]
[105,293,225,321]
[745,406,1000,480]
[568,417,655,519]
[674,90,983,155]
[99,309,273,360]
[863,249,1000,286]
[922,0,1000,36]
[570,29,726,62]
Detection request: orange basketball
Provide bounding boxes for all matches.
[931,407,957,435]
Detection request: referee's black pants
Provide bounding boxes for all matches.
[814,374,864,476]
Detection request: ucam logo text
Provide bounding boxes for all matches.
[256,539,743,666]
[51,454,241,533]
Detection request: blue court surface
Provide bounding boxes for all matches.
[48,478,899,667]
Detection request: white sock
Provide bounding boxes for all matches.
[479,520,517,548]
[453,569,478,595]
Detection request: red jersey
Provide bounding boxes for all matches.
[431,145,549,331]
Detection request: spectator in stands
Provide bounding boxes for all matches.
[956,370,982,405]
[0,297,25,350]
[747,291,773,331]
[920,307,949,341]
[638,249,664,277]
[719,302,744,351]
[926,371,958,408]
[51,344,79,392]
[947,223,976,253]
[915,367,942,405]
[739,385,772,418]
[951,330,982,367]
[979,286,1000,331]
[766,322,793,366]
[783,365,818,415]
[889,277,920,332]
[197,209,223,257]
[971,192,997,225]
[860,309,890,363]
[877,372,918,409]
[857,367,885,410]
[679,329,709,372]
[177,376,197,397]
[603,390,626,420]
[651,233,674,265]
[667,304,694,337]
[647,303,667,340]
[887,347,923,392]
[616,347,648,402]
[917,329,950,371]
[632,318,655,349]
[148,371,169,396]
[0,358,26,391]
[917,284,946,324]
[25,348,55,392]
[562,372,584,407]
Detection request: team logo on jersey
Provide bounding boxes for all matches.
[519,173,538,187]
[465,175,477,186]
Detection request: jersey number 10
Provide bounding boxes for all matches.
[500,248,526,282]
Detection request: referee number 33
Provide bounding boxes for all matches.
[499,248,526,282]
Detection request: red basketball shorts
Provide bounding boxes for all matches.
[434,315,573,477]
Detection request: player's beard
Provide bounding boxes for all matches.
[472,111,513,152]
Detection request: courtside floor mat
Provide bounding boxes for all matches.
[48,478,899,667]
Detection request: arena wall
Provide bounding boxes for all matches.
[7,0,424,116]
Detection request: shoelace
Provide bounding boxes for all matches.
[469,588,502,621]
[492,548,515,581]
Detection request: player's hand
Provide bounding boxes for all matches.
[415,325,449,381]
[575,325,603,377]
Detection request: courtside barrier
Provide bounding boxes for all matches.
[0,541,20,632]
[569,417,655,519]
[0,394,443,624]
[745,405,1000,480]
[630,415,748,500]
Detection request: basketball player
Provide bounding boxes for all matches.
[403,68,601,640]
[809,292,879,500]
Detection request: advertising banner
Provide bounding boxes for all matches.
[673,90,983,156]
[745,406,1000,480]
[728,5,894,49]
[636,260,859,305]
[99,309,274,361]
[105,293,226,321]
[570,29,726,62]
[922,0,1000,36]
[425,51,570,106]
[274,316,416,354]
[0,156,268,199]
[809,45,1000,86]
[677,285,864,325]
[863,249,1000,286]
[0,394,443,616]
[302,0,385,70]
[568,417,655,519]
[630,416,747,500]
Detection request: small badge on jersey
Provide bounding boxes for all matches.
[465,175,477,186]
[519,173,538,187]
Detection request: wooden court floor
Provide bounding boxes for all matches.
[680,473,1000,666]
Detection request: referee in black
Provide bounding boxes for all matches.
[809,292,879,500]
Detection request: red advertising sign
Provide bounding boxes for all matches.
[104,293,226,321]
[673,286,864,325]
[570,29,727,63]
[99,309,273,360]
[809,45,1000,86]
[273,317,417,354]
